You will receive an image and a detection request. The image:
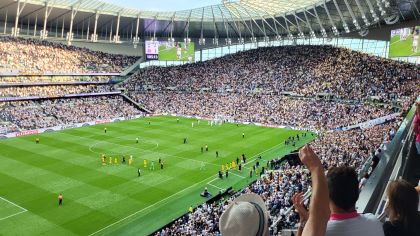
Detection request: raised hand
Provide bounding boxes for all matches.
[298,145,322,172]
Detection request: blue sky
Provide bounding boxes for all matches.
[101,0,221,11]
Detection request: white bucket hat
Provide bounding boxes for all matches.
[219,193,269,236]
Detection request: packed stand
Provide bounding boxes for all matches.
[124,45,418,104]
[131,92,394,131]
[0,96,142,130]
[0,36,138,74]
[0,84,113,98]
[0,76,112,84]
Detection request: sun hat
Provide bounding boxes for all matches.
[219,193,269,236]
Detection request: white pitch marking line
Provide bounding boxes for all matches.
[207,178,220,185]
[207,183,224,190]
[0,196,28,221]
[0,196,27,212]
[0,210,27,221]
[229,172,245,179]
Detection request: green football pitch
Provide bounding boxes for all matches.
[0,116,314,236]
[158,42,195,61]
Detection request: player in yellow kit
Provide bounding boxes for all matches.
[114,157,118,165]
[144,159,147,168]
[128,155,133,166]
[109,156,113,164]
[221,165,224,172]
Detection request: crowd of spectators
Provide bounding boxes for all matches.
[124,45,418,103]
[312,122,398,172]
[131,92,395,131]
[0,36,138,74]
[0,96,142,130]
[0,76,112,84]
[0,84,113,98]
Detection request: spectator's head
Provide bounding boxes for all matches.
[327,167,359,212]
[219,193,269,236]
[385,180,419,227]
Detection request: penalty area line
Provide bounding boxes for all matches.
[207,183,224,191]
[0,196,28,221]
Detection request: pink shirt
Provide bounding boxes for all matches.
[415,114,420,142]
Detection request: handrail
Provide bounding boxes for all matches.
[271,188,312,234]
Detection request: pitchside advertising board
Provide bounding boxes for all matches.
[145,40,195,62]
[389,26,420,57]
[1,115,144,139]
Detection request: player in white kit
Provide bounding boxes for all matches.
[413,29,419,52]
[177,46,182,60]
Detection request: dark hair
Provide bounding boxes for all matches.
[385,180,419,230]
[363,173,369,179]
[327,167,359,211]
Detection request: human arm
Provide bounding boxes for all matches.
[299,145,330,236]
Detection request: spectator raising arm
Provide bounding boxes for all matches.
[298,145,330,236]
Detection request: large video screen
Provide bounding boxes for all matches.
[145,40,195,61]
[389,26,420,57]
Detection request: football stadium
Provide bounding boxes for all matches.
[0,0,419,236]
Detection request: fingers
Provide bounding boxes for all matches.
[292,192,304,206]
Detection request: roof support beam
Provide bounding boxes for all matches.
[210,6,219,45]
[363,0,379,22]
[241,7,266,40]
[308,6,326,37]
[199,8,205,44]
[292,12,306,38]
[333,0,350,33]
[322,1,339,35]
[67,1,82,45]
[224,7,241,39]
[258,8,288,38]
[247,7,280,39]
[303,9,316,37]
[91,11,99,42]
[113,12,121,42]
[13,0,28,37]
[169,13,176,39]
[181,10,192,40]
[41,1,56,39]
[354,0,369,26]
[217,5,231,44]
[225,3,253,41]
[343,0,360,30]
